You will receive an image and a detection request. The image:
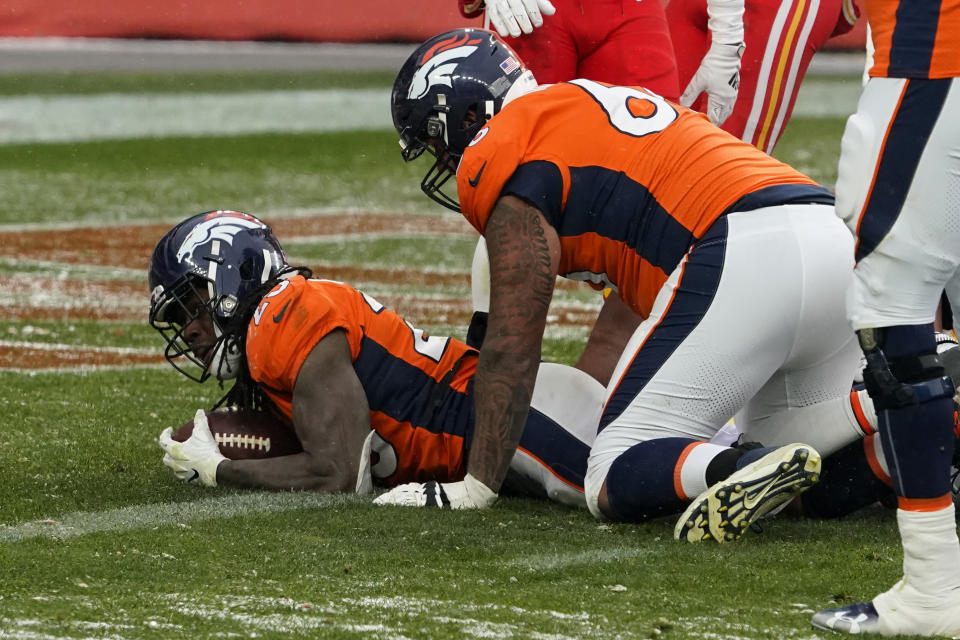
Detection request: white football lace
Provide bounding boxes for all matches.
[215,433,270,453]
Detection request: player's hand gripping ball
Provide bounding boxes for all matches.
[172,407,303,460]
[158,407,303,487]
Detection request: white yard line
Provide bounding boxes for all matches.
[2,362,169,375]
[0,81,861,146]
[0,207,448,233]
[507,547,653,570]
[0,37,416,73]
[0,90,391,144]
[0,492,355,543]
[0,340,155,354]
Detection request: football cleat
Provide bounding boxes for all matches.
[811,601,881,635]
[935,331,959,355]
[674,443,821,543]
[813,579,960,637]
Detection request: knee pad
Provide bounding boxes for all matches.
[858,328,955,410]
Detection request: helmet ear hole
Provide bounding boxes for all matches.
[239,257,256,281]
[425,116,444,140]
[461,105,479,130]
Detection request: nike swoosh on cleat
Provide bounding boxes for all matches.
[186,470,199,483]
[272,300,291,323]
[741,480,777,510]
[468,162,487,188]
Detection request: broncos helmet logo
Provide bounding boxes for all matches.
[408,33,481,100]
[175,213,265,264]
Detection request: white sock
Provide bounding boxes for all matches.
[898,505,960,593]
[678,443,731,499]
[872,505,960,636]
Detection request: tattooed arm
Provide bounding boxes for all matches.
[372,195,561,509]
[469,195,561,492]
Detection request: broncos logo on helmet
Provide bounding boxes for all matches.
[407,33,482,100]
[175,212,266,264]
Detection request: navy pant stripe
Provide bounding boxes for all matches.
[856,79,950,262]
[599,217,728,432]
[517,407,590,489]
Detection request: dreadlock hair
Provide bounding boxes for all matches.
[213,265,313,413]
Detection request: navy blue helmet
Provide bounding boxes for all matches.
[148,210,288,382]
[391,28,536,212]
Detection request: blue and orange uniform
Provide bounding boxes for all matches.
[809,0,960,632]
[244,275,593,497]
[864,0,960,79]
[456,79,867,523]
[456,79,832,319]
[836,0,960,513]
[245,276,475,487]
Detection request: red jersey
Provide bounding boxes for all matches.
[864,0,960,78]
[456,81,832,318]
[244,276,477,487]
[669,0,860,153]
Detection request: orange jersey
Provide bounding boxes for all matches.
[864,0,960,78]
[244,276,478,487]
[457,81,832,317]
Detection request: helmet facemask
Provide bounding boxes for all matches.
[414,99,498,213]
[149,275,242,383]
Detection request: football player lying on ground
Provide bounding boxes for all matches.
[378,28,936,544]
[148,209,609,506]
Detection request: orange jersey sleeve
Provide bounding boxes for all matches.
[864,0,960,78]
[457,81,831,316]
[245,276,478,486]
[245,276,355,409]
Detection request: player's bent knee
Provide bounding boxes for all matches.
[584,462,609,520]
[589,440,693,523]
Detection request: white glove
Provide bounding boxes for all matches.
[373,473,498,509]
[158,409,227,487]
[680,0,744,126]
[680,41,744,126]
[486,0,556,38]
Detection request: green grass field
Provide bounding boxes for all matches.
[0,66,923,639]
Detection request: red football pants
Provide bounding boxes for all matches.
[667,0,853,153]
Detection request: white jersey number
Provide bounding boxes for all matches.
[359,290,450,362]
[570,79,678,138]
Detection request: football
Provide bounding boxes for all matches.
[172,407,303,460]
